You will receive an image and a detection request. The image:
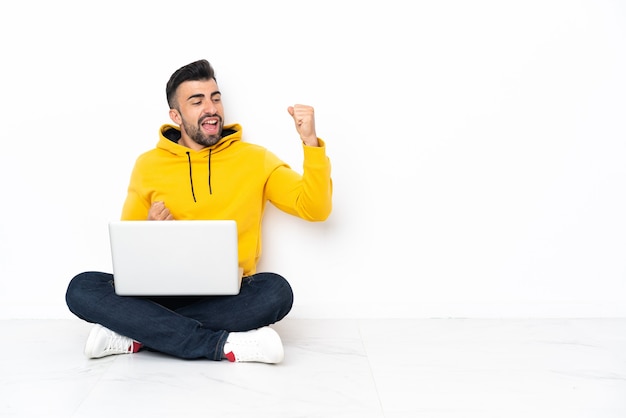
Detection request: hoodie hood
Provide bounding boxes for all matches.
[158,123,242,156]
[157,123,242,200]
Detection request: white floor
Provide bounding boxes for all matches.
[1,318,625,417]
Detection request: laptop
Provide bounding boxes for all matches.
[109,220,243,296]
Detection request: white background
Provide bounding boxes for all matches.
[1,0,624,319]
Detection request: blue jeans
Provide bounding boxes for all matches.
[65,271,293,360]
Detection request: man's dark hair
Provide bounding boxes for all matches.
[166,59,217,110]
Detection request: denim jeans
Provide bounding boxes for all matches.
[65,271,293,360]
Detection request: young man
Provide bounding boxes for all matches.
[65,59,332,364]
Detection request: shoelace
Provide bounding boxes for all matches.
[104,331,132,354]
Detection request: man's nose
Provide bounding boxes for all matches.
[203,101,217,114]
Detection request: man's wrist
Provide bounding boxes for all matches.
[301,136,319,147]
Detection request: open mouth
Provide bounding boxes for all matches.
[201,116,221,134]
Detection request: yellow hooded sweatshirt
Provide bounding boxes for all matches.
[121,123,332,276]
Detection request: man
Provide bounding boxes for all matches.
[65,59,332,364]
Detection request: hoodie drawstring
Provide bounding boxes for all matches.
[186,152,197,202]
[208,149,213,195]
[186,150,213,202]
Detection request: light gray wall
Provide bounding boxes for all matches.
[1,0,625,318]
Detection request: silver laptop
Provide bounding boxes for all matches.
[109,220,243,296]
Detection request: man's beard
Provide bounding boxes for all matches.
[182,115,223,147]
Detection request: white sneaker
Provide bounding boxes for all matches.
[84,324,141,359]
[223,326,284,364]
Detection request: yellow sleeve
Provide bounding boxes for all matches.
[265,139,333,221]
[120,163,151,220]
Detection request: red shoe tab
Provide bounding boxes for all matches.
[224,351,236,362]
[131,341,143,353]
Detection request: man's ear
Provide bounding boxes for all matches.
[169,108,182,125]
